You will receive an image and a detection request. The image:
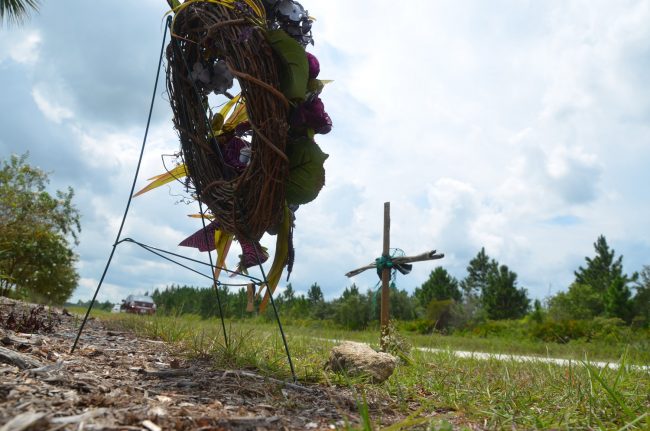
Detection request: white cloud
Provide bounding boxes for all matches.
[2,0,649,303]
[0,30,41,65]
[31,85,74,123]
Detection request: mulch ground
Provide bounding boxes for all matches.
[0,298,399,431]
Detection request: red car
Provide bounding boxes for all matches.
[120,295,156,315]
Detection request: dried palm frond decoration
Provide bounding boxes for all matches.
[136,0,332,309]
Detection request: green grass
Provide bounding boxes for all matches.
[86,312,650,430]
[66,305,115,318]
[207,319,650,364]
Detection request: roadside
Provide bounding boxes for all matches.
[0,298,376,431]
[12,303,645,430]
[313,337,650,372]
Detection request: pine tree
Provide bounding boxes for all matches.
[632,266,650,326]
[460,248,496,300]
[530,299,544,323]
[482,264,530,320]
[307,283,324,304]
[574,235,634,293]
[573,235,636,321]
[282,283,296,303]
[605,276,633,322]
[414,267,461,307]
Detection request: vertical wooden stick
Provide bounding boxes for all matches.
[246,283,255,312]
[380,201,391,351]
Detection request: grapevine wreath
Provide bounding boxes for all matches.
[136,0,332,309]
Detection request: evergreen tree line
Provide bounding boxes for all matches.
[149,235,649,333]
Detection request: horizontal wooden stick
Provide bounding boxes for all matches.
[345,250,444,277]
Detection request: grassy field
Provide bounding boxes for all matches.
[235,321,650,365]
[70,308,650,430]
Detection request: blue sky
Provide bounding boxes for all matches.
[1,0,649,303]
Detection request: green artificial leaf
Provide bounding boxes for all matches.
[285,137,329,205]
[307,78,332,95]
[266,29,309,101]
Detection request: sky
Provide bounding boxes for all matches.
[1,0,649,304]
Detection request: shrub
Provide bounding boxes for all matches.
[400,319,436,334]
[426,299,456,331]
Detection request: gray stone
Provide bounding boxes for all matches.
[326,341,397,383]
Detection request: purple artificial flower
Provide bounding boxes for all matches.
[239,239,269,268]
[235,121,252,137]
[223,136,250,171]
[179,220,219,252]
[306,52,320,79]
[291,96,332,134]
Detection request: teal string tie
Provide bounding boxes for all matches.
[375,255,394,273]
[375,255,394,270]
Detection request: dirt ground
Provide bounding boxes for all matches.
[0,298,398,431]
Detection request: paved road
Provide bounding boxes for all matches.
[319,338,649,372]
[416,346,650,372]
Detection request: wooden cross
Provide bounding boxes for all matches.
[345,202,444,351]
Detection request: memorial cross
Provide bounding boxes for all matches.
[345,202,444,350]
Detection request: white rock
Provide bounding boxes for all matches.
[326,341,397,383]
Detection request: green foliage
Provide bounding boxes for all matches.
[604,276,633,322]
[153,284,250,320]
[460,247,492,299]
[425,299,456,331]
[370,282,417,322]
[414,267,461,307]
[306,282,329,320]
[334,287,371,330]
[529,317,633,344]
[266,29,309,101]
[529,299,544,324]
[549,236,638,323]
[70,299,114,312]
[482,264,530,320]
[528,319,591,343]
[464,315,646,347]
[460,248,530,322]
[399,318,436,335]
[548,282,604,320]
[574,235,635,293]
[307,282,323,303]
[632,266,650,327]
[469,319,529,339]
[0,0,40,26]
[137,238,649,342]
[282,282,296,302]
[285,137,329,205]
[0,153,80,304]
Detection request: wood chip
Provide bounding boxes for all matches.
[142,420,162,431]
[50,408,107,424]
[0,411,47,431]
[142,367,195,378]
[27,359,65,375]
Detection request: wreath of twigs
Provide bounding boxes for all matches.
[167,2,289,241]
